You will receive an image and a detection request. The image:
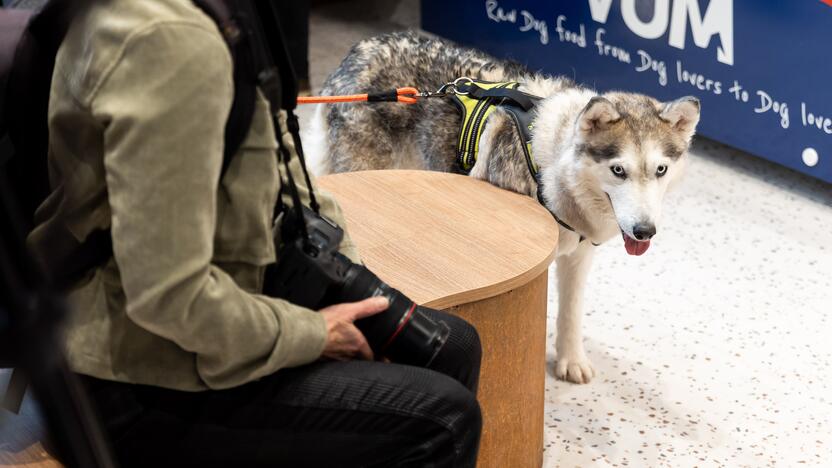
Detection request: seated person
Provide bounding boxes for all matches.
[26,0,482,466]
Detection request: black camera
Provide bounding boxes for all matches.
[263,205,450,366]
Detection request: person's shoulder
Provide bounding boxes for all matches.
[57,0,227,104]
[86,0,221,41]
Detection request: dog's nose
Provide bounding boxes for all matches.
[633,223,656,241]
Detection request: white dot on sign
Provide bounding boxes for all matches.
[802,147,819,167]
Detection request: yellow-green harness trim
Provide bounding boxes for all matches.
[448,79,539,177]
[454,81,517,170]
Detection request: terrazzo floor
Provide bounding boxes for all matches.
[304,2,832,467]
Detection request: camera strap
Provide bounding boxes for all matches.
[238,1,322,245]
[251,2,320,214]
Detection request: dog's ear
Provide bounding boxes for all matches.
[577,97,621,135]
[660,96,700,139]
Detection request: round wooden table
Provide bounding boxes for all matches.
[319,170,558,468]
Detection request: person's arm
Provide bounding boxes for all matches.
[92,22,327,389]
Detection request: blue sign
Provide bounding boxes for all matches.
[422,0,832,183]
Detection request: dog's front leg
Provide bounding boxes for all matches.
[554,241,597,384]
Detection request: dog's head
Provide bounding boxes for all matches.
[574,93,699,255]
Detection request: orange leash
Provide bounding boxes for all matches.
[297,87,421,105]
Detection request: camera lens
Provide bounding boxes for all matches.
[338,261,449,366]
[381,302,450,366]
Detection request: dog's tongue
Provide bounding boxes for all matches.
[623,233,650,256]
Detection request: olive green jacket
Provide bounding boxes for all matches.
[27,0,358,391]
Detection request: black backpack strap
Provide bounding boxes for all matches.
[192,0,257,175]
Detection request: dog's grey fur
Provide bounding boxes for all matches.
[304,31,700,383]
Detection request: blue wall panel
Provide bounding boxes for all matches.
[422,0,832,183]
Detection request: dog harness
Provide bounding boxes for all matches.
[448,78,600,246]
[449,79,539,175]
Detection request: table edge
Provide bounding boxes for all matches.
[320,170,559,309]
[421,249,557,310]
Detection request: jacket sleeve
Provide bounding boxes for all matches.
[91,23,327,389]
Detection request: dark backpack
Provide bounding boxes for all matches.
[0,0,259,286]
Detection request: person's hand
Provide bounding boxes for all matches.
[319,297,389,361]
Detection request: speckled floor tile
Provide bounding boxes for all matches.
[543,139,832,467]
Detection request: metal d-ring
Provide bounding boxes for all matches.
[421,77,474,98]
[450,76,474,95]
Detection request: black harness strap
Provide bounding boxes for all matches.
[553,213,598,246]
[465,83,537,111]
[502,103,539,177]
[533,176,600,246]
[193,0,258,177]
[533,173,600,246]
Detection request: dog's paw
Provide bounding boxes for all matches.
[554,353,596,384]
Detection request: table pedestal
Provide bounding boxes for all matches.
[446,271,548,468]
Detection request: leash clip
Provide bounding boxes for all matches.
[420,77,474,98]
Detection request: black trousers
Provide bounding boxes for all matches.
[81,310,482,468]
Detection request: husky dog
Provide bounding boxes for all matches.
[304,31,699,384]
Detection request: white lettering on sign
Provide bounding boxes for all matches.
[587,0,614,23]
[595,28,632,63]
[588,0,734,66]
[622,0,669,39]
[520,10,549,45]
[486,1,549,45]
[486,0,516,24]
[669,0,734,66]
[754,90,790,129]
[635,49,667,86]
[801,103,832,135]
[480,1,830,150]
[675,60,722,95]
[728,80,749,102]
[556,15,587,48]
[727,80,831,139]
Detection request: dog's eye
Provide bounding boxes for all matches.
[610,165,626,178]
[656,165,668,177]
